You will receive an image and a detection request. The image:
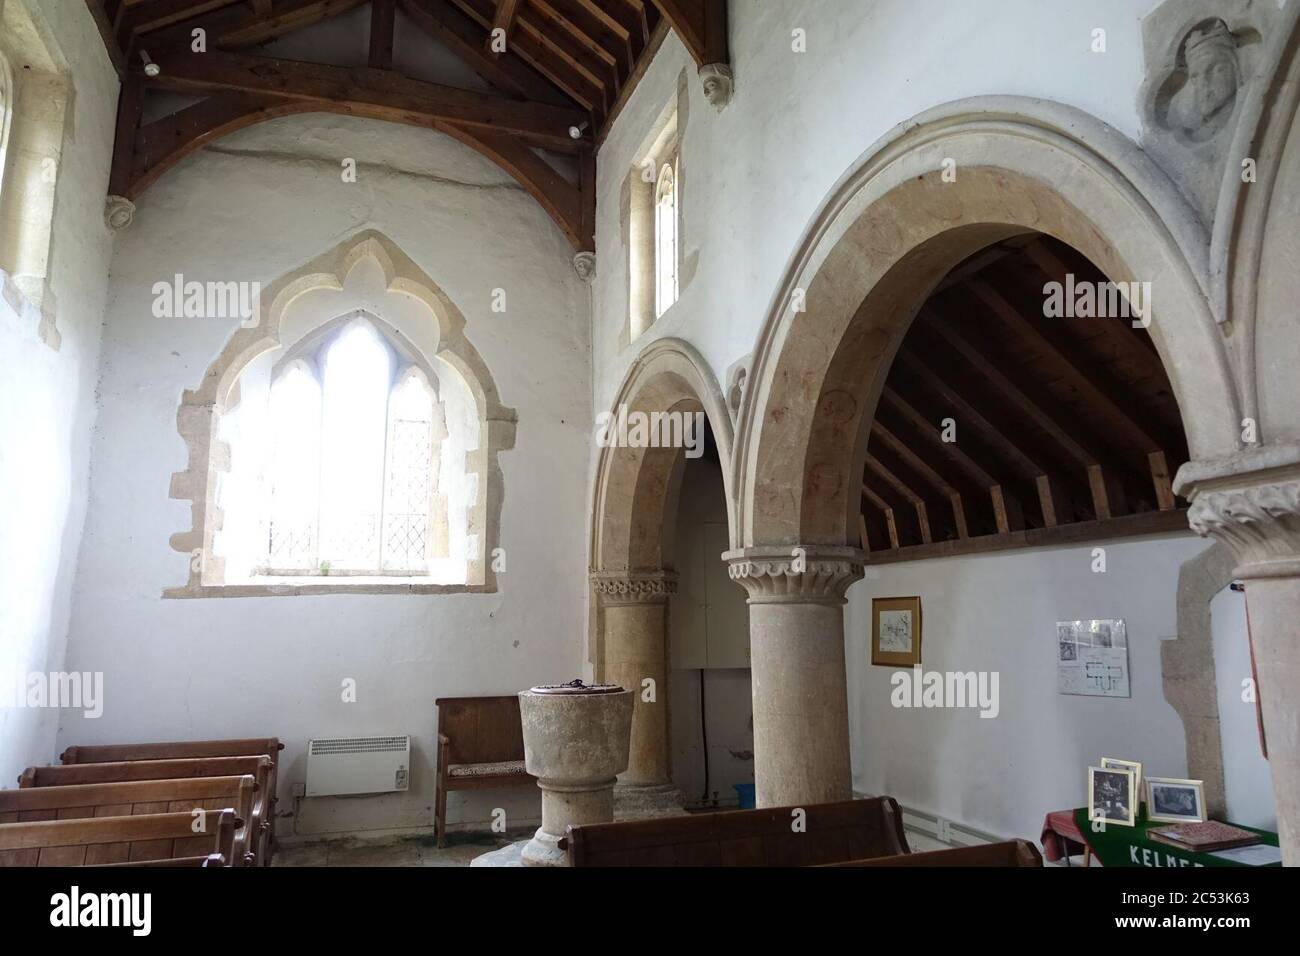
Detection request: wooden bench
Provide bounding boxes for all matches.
[824,838,1043,867]
[0,809,237,867]
[435,696,535,847]
[564,797,910,866]
[60,737,283,859]
[1,775,259,866]
[20,756,275,865]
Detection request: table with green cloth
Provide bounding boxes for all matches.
[1042,807,1280,867]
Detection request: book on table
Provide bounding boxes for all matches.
[1148,821,1260,852]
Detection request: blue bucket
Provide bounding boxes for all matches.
[734,783,756,809]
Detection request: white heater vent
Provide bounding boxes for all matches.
[307,734,410,796]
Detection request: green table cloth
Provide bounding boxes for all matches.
[1073,807,1280,867]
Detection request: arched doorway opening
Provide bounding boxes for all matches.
[728,98,1240,810]
[589,339,737,816]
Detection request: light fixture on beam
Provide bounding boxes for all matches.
[140,50,161,78]
[568,121,589,141]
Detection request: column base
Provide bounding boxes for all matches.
[470,839,528,867]
[614,783,687,820]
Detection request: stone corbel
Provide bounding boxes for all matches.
[699,63,733,110]
[105,195,136,231]
[723,545,865,605]
[573,250,596,283]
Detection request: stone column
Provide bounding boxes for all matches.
[591,571,685,816]
[723,546,865,808]
[1177,448,1300,865]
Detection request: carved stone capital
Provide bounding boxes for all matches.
[1177,446,1300,579]
[591,570,678,605]
[723,546,865,605]
[699,63,733,110]
[573,250,596,282]
[105,195,136,231]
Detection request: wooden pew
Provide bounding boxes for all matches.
[824,839,1044,867]
[20,756,274,865]
[0,775,258,866]
[0,809,237,867]
[60,737,283,860]
[563,797,910,866]
[435,696,535,847]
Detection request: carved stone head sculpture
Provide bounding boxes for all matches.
[1174,18,1241,139]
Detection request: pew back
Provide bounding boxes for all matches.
[824,839,1044,867]
[565,797,910,867]
[0,809,236,867]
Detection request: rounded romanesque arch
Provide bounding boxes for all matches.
[590,337,735,575]
[731,97,1242,551]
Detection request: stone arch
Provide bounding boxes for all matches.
[590,337,735,576]
[732,97,1242,549]
[166,229,516,596]
[586,337,733,815]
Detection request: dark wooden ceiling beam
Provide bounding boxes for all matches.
[866,454,933,545]
[399,0,576,107]
[871,421,969,539]
[143,0,370,52]
[451,0,606,115]
[860,484,901,551]
[650,0,726,67]
[921,309,1128,520]
[488,0,521,49]
[84,1,127,73]
[146,47,586,148]
[369,0,397,70]
[571,0,641,61]
[530,0,628,85]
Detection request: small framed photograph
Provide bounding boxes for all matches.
[1101,757,1143,796]
[1088,766,1137,826]
[1146,777,1207,824]
[872,596,922,667]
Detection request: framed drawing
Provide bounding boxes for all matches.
[872,596,922,667]
[1088,766,1137,827]
[1146,777,1207,824]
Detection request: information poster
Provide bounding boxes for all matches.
[1057,619,1130,698]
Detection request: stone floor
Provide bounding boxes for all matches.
[272,829,533,867]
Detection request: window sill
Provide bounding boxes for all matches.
[163,580,493,599]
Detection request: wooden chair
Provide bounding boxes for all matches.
[563,797,910,866]
[60,737,283,860]
[435,696,535,847]
[824,839,1044,867]
[0,809,237,867]
[1,774,259,866]
[21,756,274,865]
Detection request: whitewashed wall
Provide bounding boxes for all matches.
[845,533,1213,841]
[591,0,1163,415]
[0,0,117,788]
[60,112,591,837]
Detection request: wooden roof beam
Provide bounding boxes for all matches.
[369,0,396,70]
[146,47,588,148]
[651,0,726,67]
[488,0,521,52]
[399,0,576,109]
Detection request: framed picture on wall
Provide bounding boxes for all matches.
[872,596,922,667]
[1088,766,1137,827]
[1146,777,1207,824]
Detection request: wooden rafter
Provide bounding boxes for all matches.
[369,0,397,70]
[489,0,522,50]
[650,0,727,67]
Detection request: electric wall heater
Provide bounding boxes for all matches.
[306,735,410,797]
